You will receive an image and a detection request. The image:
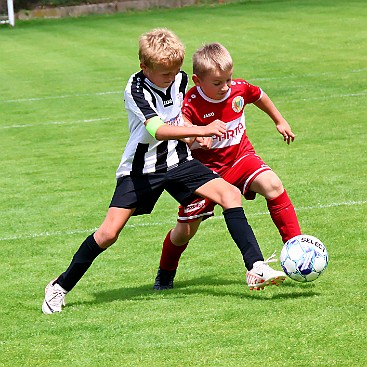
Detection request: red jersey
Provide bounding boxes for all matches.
[182,79,262,176]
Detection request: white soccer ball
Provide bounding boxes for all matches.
[280,235,328,282]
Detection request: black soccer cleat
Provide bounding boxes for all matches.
[153,267,176,290]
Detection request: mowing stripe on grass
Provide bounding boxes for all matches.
[1,200,366,242]
[1,68,365,105]
[2,90,366,108]
[1,91,366,130]
[286,92,367,103]
[254,68,367,81]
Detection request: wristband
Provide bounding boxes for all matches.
[146,116,165,138]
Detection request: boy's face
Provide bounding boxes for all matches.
[193,68,233,100]
[141,62,181,88]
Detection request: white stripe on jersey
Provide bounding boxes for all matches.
[116,70,192,177]
[190,116,246,150]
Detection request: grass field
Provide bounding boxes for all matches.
[1,0,366,366]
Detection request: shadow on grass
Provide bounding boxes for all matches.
[70,275,320,307]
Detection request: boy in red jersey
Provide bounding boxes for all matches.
[153,42,301,291]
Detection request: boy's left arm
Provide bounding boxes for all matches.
[180,119,195,145]
[253,92,295,145]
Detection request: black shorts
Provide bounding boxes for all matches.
[109,159,219,216]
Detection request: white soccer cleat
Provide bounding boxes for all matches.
[246,252,286,290]
[42,279,67,314]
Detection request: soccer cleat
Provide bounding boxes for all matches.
[246,252,286,291]
[42,279,67,314]
[153,267,176,290]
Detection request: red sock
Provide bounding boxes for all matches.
[267,190,301,243]
[159,230,188,271]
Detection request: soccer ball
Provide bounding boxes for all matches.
[280,235,328,282]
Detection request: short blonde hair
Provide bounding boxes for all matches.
[192,43,233,77]
[139,28,185,69]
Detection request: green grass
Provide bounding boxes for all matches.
[0,0,366,366]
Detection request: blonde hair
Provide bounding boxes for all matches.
[139,28,185,69]
[192,43,233,77]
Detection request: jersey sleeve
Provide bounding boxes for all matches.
[239,79,262,104]
[182,87,196,122]
[124,72,158,123]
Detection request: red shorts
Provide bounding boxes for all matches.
[177,153,271,222]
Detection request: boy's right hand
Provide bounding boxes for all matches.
[204,119,226,137]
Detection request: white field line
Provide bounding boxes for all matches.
[1,200,366,242]
[2,90,123,103]
[1,117,113,129]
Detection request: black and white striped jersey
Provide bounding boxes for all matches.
[116,70,193,177]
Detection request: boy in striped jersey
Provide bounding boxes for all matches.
[153,42,301,291]
[42,29,284,314]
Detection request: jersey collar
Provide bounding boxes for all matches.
[196,86,231,103]
[144,74,171,92]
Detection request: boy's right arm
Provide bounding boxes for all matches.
[145,117,226,141]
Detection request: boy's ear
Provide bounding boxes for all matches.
[140,62,147,71]
[192,74,201,86]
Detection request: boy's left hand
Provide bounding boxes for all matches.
[196,136,213,149]
[276,120,295,145]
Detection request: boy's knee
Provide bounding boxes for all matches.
[95,228,119,248]
[171,222,199,245]
[222,185,242,209]
[252,171,284,198]
[268,176,284,196]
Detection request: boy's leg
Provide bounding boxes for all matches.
[195,179,263,270]
[160,220,202,270]
[56,233,106,292]
[246,169,301,243]
[222,207,263,270]
[159,229,188,271]
[42,233,105,314]
[42,207,134,314]
[195,178,286,289]
[58,207,134,290]
[267,190,301,243]
[154,220,201,290]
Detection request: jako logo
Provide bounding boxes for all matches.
[163,99,173,106]
[203,112,214,118]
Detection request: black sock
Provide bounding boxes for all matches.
[223,207,263,270]
[56,234,105,292]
